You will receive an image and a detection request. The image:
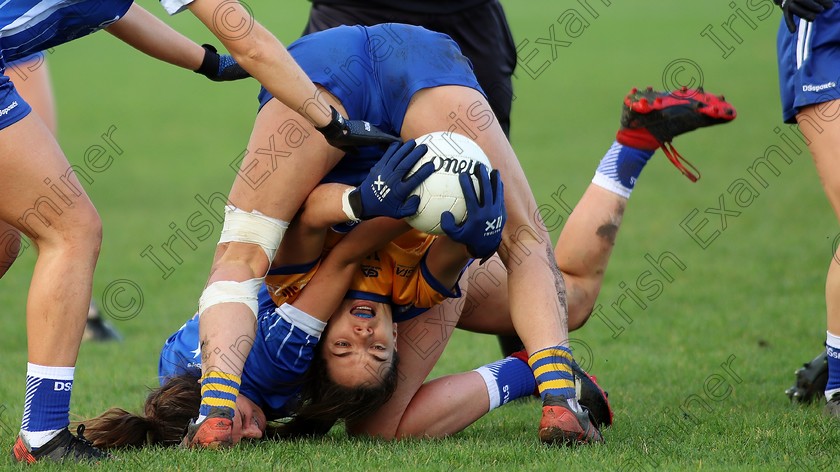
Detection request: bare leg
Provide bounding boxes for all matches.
[193,94,344,439]
[456,184,627,334]
[797,104,840,404]
[0,114,101,367]
[9,57,56,135]
[395,372,489,438]
[0,58,56,280]
[555,186,625,330]
[397,187,627,439]
[400,86,568,356]
[353,86,585,442]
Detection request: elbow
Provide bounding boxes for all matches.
[227,26,274,73]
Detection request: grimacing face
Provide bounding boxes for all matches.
[321,298,397,388]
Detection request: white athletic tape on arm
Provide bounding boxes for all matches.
[218,205,289,263]
[341,187,361,222]
[198,278,263,318]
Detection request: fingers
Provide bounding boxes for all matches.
[784,9,798,32]
[489,169,504,207]
[476,164,493,207]
[400,195,421,218]
[393,142,427,178]
[372,141,402,173]
[440,210,462,235]
[458,168,481,214]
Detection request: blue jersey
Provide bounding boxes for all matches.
[0,1,133,131]
[777,2,840,123]
[159,306,325,419]
[0,0,133,63]
[257,23,484,187]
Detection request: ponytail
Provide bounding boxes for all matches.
[80,374,200,449]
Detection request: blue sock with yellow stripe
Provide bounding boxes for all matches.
[198,371,241,419]
[528,345,576,401]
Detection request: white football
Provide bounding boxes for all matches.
[406,132,493,235]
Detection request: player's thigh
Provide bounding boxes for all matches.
[7,55,56,134]
[226,92,345,221]
[798,103,840,221]
[0,113,100,246]
[456,254,515,335]
[401,85,544,234]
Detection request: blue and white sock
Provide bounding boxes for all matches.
[474,357,535,411]
[20,363,74,449]
[825,331,840,401]
[592,141,655,198]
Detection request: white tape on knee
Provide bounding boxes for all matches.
[198,278,263,318]
[218,205,288,263]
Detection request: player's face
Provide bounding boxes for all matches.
[231,394,266,443]
[322,298,397,388]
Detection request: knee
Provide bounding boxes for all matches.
[32,204,103,260]
[212,242,272,279]
[67,206,103,257]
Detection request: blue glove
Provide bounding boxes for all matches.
[317,106,401,152]
[195,44,250,81]
[343,140,435,220]
[775,0,833,32]
[441,164,506,260]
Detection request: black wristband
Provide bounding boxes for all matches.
[347,188,365,220]
[315,106,348,140]
[195,44,219,78]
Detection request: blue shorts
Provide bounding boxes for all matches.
[0,0,133,62]
[257,23,484,186]
[777,3,840,123]
[6,51,45,67]
[0,53,32,131]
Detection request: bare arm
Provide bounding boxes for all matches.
[293,219,410,321]
[422,235,471,292]
[186,0,332,127]
[273,183,355,268]
[106,3,204,71]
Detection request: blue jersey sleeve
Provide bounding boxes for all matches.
[239,304,326,419]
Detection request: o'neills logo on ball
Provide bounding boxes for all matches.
[428,155,479,174]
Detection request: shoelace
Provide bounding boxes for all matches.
[72,424,106,459]
[660,142,701,182]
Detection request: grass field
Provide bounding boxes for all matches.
[2,1,838,470]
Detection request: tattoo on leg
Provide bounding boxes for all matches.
[596,223,619,245]
[546,245,568,317]
[595,201,625,245]
[200,339,210,364]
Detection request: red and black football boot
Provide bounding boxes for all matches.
[617,86,736,182]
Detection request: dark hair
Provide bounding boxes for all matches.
[267,345,400,438]
[80,374,200,449]
[81,346,400,446]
